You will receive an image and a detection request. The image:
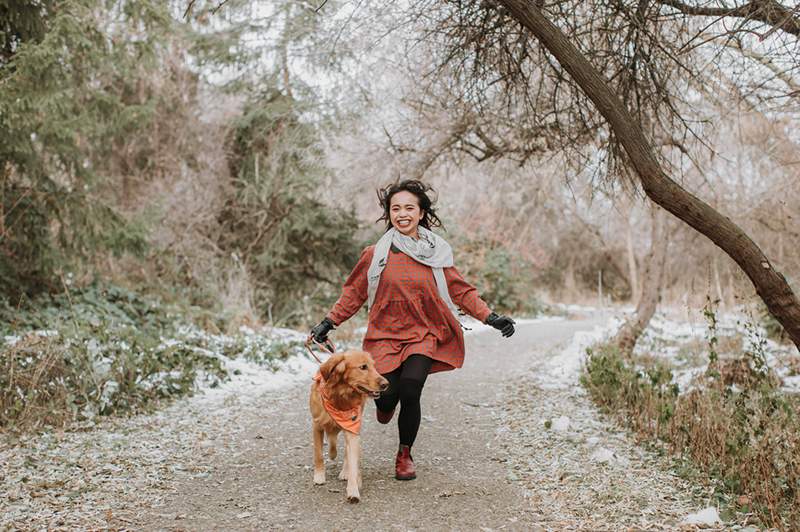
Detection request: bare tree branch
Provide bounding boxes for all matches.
[495,0,800,350]
[657,0,800,38]
[724,38,800,95]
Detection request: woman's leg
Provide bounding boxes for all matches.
[374,366,401,414]
[396,354,433,447]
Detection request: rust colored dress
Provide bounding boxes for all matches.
[326,245,492,374]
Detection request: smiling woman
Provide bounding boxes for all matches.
[389,191,423,237]
[309,179,516,481]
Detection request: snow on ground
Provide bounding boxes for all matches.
[630,309,800,394]
[187,326,319,409]
[533,315,623,390]
[497,314,731,529]
[0,326,323,530]
[2,309,791,529]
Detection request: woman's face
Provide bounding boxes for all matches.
[389,190,424,238]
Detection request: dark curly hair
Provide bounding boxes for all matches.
[376,179,444,231]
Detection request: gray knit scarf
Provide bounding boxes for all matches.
[367,226,462,324]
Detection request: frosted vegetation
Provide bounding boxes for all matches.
[583,305,800,527]
[0,285,309,430]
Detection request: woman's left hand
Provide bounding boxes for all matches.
[485,312,515,337]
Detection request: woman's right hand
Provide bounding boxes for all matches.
[310,317,336,343]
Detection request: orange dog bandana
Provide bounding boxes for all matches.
[314,372,364,434]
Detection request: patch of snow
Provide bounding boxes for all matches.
[590,447,615,464]
[535,317,622,390]
[99,380,119,411]
[634,310,800,394]
[672,367,706,392]
[782,375,800,392]
[4,335,21,346]
[555,304,600,313]
[588,447,630,467]
[552,415,570,432]
[681,507,722,526]
[189,350,319,409]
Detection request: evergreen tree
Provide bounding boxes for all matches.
[220,89,361,324]
[0,1,173,298]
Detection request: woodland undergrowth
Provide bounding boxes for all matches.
[582,306,800,529]
[0,284,304,433]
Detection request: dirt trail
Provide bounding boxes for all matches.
[136,317,707,531]
[2,317,712,531]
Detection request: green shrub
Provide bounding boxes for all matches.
[581,345,678,435]
[452,235,545,316]
[0,283,306,431]
[218,90,363,326]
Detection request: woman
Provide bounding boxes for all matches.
[310,179,515,481]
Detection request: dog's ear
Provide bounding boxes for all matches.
[320,354,346,381]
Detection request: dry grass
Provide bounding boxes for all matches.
[669,386,800,528]
[0,336,80,430]
[582,344,800,529]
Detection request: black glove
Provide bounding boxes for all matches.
[310,317,335,343]
[485,312,515,337]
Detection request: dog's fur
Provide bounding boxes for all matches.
[309,350,388,503]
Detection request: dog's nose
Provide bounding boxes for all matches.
[379,379,389,391]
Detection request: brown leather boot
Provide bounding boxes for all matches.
[395,444,416,480]
[376,407,395,424]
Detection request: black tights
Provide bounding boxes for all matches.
[373,354,432,448]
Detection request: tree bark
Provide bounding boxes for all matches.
[625,203,640,303]
[614,206,668,354]
[496,0,800,351]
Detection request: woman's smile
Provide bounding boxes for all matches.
[390,190,423,238]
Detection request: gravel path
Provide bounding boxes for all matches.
[2,317,715,531]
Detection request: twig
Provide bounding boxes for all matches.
[210,0,230,15]
[184,0,230,19]
[183,0,197,19]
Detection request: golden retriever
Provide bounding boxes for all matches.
[309,350,388,503]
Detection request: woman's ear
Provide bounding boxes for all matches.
[320,354,345,381]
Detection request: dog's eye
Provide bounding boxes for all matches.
[360,364,368,370]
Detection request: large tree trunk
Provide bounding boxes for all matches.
[496,0,800,351]
[614,206,668,354]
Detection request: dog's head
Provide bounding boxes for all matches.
[319,350,389,398]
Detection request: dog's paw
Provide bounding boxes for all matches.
[346,492,360,504]
[338,469,348,481]
[313,470,326,485]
